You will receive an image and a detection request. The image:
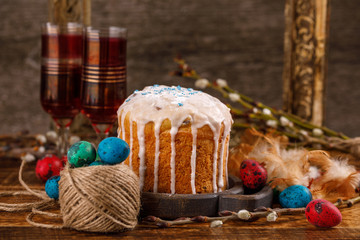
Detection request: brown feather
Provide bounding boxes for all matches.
[228,129,360,200]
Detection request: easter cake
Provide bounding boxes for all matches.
[117,85,233,194]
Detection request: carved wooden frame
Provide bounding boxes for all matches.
[48,0,91,26]
[283,0,330,126]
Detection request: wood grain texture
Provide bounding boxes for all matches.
[283,0,329,126]
[48,0,91,26]
[1,157,360,239]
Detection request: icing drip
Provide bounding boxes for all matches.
[211,126,220,193]
[225,133,230,189]
[153,122,161,193]
[129,117,133,170]
[218,133,227,191]
[170,126,177,194]
[121,111,125,140]
[190,126,197,194]
[137,122,146,191]
[117,85,233,194]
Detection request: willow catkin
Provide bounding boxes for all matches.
[59,164,140,233]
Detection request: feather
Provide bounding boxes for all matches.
[247,135,310,191]
[310,159,360,200]
[228,129,360,200]
[307,150,333,171]
[228,143,253,178]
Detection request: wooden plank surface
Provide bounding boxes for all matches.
[1,157,360,239]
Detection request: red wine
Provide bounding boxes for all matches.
[40,32,82,119]
[81,35,127,124]
[81,85,125,124]
[83,36,126,66]
[41,33,82,59]
[40,65,81,119]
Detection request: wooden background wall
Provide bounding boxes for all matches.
[0,0,359,137]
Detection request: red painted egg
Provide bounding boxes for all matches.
[35,154,64,182]
[239,159,267,190]
[305,199,342,228]
[61,155,68,165]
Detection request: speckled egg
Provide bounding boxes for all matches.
[239,159,267,190]
[45,175,60,200]
[35,154,64,182]
[306,199,342,228]
[95,152,101,161]
[89,161,106,166]
[98,137,130,165]
[67,141,96,167]
[279,185,312,208]
[61,155,68,165]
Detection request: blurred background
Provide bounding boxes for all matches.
[0,0,359,136]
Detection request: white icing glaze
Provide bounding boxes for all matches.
[137,122,146,190]
[170,126,177,194]
[218,133,227,191]
[117,85,233,193]
[190,126,197,194]
[211,125,220,193]
[225,133,230,189]
[153,122,161,193]
[120,110,125,140]
[129,116,133,170]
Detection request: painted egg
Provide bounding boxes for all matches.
[279,185,312,208]
[45,175,60,200]
[239,159,267,190]
[67,141,97,167]
[61,155,68,166]
[95,152,101,161]
[305,199,342,228]
[35,154,64,182]
[98,137,130,165]
[89,161,106,166]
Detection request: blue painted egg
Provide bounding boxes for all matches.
[67,141,97,167]
[98,137,130,165]
[279,185,312,208]
[45,175,60,200]
[89,161,106,166]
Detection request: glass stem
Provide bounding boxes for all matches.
[58,125,70,157]
[92,123,113,146]
[96,130,109,145]
[54,118,73,157]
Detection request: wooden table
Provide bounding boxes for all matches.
[1,157,360,239]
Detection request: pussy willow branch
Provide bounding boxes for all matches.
[142,196,360,228]
[171,57,355,153]
[142,207,304,228]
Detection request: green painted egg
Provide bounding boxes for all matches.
[67,141,97,167]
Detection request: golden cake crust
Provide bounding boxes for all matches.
[118,85,232,194]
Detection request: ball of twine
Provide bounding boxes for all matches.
[59,164,140,232]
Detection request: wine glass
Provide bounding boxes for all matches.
[40,22,83,156]
[81,26,127,142]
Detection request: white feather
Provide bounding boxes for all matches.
[307,166,321,180]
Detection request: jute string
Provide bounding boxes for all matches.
[0,160,141,232]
